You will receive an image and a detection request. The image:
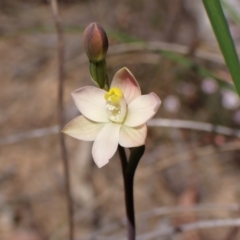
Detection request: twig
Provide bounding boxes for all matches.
[138,204,240,219]
[147,118,240,137]
[0,126,59,146]
[81,203,240,239]
[49,1,74,240]
[141,140,240,179]
[182,218,240,231]
[2,118,240,146]
[85,218,240,240]
[137,218,240,240]
[108,42,225,65]
[81,216,240,240]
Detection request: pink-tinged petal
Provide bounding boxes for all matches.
[111,67,141,104]
[72,86,109,122]
[119,124,147,148]
[124,93,161,127]
[92,123,121,168]
[62,115,105,141]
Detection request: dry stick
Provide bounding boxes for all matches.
[3,118,240,146]
[141,140,240,179]
[83,218,240,240]
[50,1,74,240]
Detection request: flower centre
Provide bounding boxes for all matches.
[104,87,127,123]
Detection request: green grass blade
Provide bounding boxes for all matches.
[202,0,240,96]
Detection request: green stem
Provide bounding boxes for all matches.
[89,60,107,89]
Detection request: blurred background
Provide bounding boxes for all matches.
[1,0,240,239]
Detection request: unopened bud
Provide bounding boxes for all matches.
[83,22,108,62]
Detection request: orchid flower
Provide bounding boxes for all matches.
[63,67,161,168]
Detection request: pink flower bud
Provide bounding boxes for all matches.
[83,22,108,62]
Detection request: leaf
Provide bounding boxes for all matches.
[202,0,240,96]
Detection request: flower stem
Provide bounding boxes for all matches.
[118,145,135,240]
[118,145,145,240]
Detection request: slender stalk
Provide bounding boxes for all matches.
[50,1,74,240]
[118,146,136,240]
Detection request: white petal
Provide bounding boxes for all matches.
[92,123,121,168]
[62,115,105,141]
[119,124,147,147]
[111,67,141,104]
[124,93,161,127]
[72,86,109,122]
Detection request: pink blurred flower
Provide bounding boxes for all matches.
[221,90,240,109]
[201,78,218,94]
